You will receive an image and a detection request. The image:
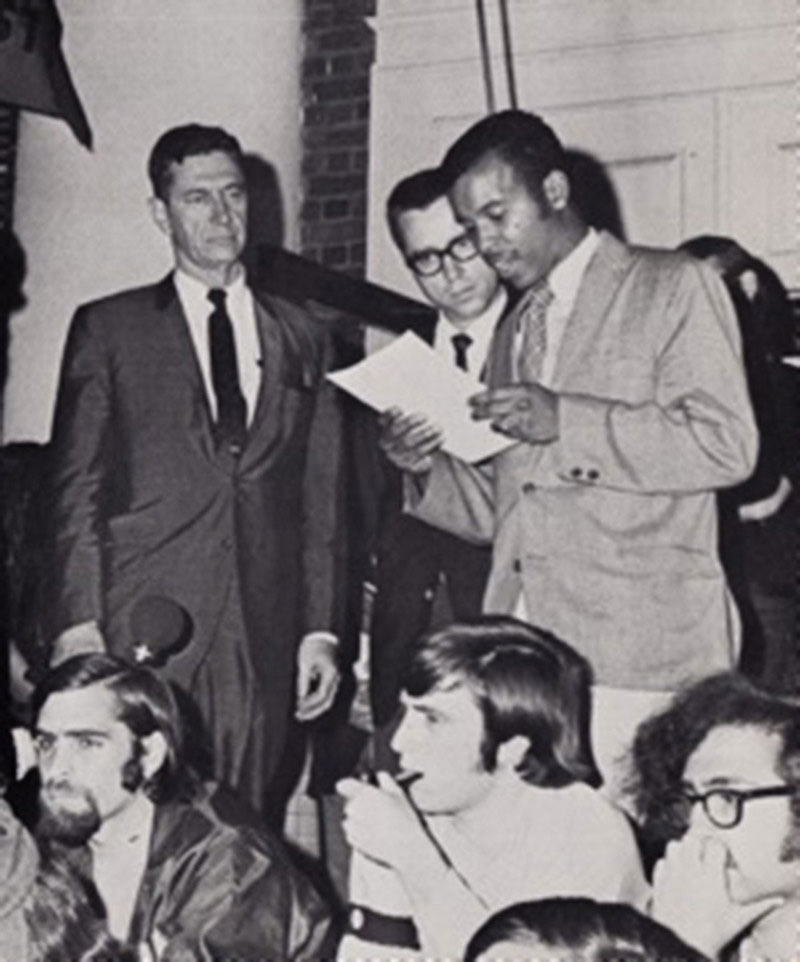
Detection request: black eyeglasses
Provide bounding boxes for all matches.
[680,785,795,829]
[406,233,480,277]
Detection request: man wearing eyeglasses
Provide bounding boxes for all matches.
[366,168,506,732]
[630,672,799,960]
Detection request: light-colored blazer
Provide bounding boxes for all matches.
[410,232,758,690]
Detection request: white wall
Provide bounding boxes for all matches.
[5,0,302,441]
[368,0,796,302]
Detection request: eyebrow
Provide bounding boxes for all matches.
[409,704,448,723]
[682,775,757,791]
[35,728,110,740]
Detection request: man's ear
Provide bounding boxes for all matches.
[139,731,168,780]
[149,197,171,238]
[496,734,530,772]
[542,170,570,212]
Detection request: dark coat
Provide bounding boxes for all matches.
[46,274,345,799]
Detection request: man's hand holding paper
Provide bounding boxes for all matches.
[379,407,444,474]
[327,332,515,464]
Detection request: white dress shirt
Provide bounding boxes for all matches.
[90,794,155,941]
[433,288,508,377]
[174,268,261,424]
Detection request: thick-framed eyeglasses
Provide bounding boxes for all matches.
[406,233,480,277]
[681,785,795,829]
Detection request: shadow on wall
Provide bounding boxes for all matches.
[566,149,626,241]
[242,152,285,255]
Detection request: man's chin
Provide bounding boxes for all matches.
[37,799,101,847]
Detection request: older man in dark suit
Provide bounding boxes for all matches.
[46,124,343,821]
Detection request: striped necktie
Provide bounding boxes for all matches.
[513,279,554,383]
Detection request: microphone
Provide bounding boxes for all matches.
[129,595,193,667]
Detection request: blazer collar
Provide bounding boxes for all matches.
[549,231,635,387]
[485,231,634,389]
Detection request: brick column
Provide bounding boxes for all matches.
[0,106,18,228]
[301,0,376,279]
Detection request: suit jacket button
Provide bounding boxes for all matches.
[587,468,599,481]
[522,482,535,494]
[512,559,522,573]
[570,467,583,479]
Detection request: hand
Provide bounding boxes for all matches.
[295,633,340,721]
[651,834,784,958]
[379,407,444,474]
[469,383,559,444]
[337,772,431,871]
[50,621,106,667]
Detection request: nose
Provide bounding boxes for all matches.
[210,195,233,225]
[473,223,498,256]
[389,709,418,757]
[441,253,464,283]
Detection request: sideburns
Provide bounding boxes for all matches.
[121,738,145,794]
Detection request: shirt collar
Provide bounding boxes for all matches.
[548,227,599,312]
[436,287,508,341]
[174,266,249,317]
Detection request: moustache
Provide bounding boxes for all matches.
[42,779,91,802]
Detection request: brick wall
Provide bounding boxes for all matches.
[0,106,18,229]
[301,0,376,278]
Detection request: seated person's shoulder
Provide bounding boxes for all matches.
[180,782,301,871]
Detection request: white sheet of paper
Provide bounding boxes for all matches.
[327,331,515,463]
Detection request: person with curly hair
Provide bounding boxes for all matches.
[628,673,799,960]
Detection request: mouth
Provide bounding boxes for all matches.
[395,770,423,792]
[43,783,87,805]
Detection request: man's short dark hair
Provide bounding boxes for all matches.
[148,124,244,200]
[385,167,450,252]
[401,616,598,788]
[34,653,195,804]
[629,672,800,854]
[464,898,708,962]
[441,109,568,204]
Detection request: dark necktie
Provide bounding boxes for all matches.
[513,279,554,383]
[207,288,247,456]
[451,332,473,372]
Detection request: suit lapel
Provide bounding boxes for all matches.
[238,290,291,466]
[153,273,218,457]
[550,231,635,389]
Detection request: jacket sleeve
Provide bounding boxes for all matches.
[153,828,334,962]
[531,259,759,494]
[45,305,110,640]
[301,327,348,636]
[403,451,496,545]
